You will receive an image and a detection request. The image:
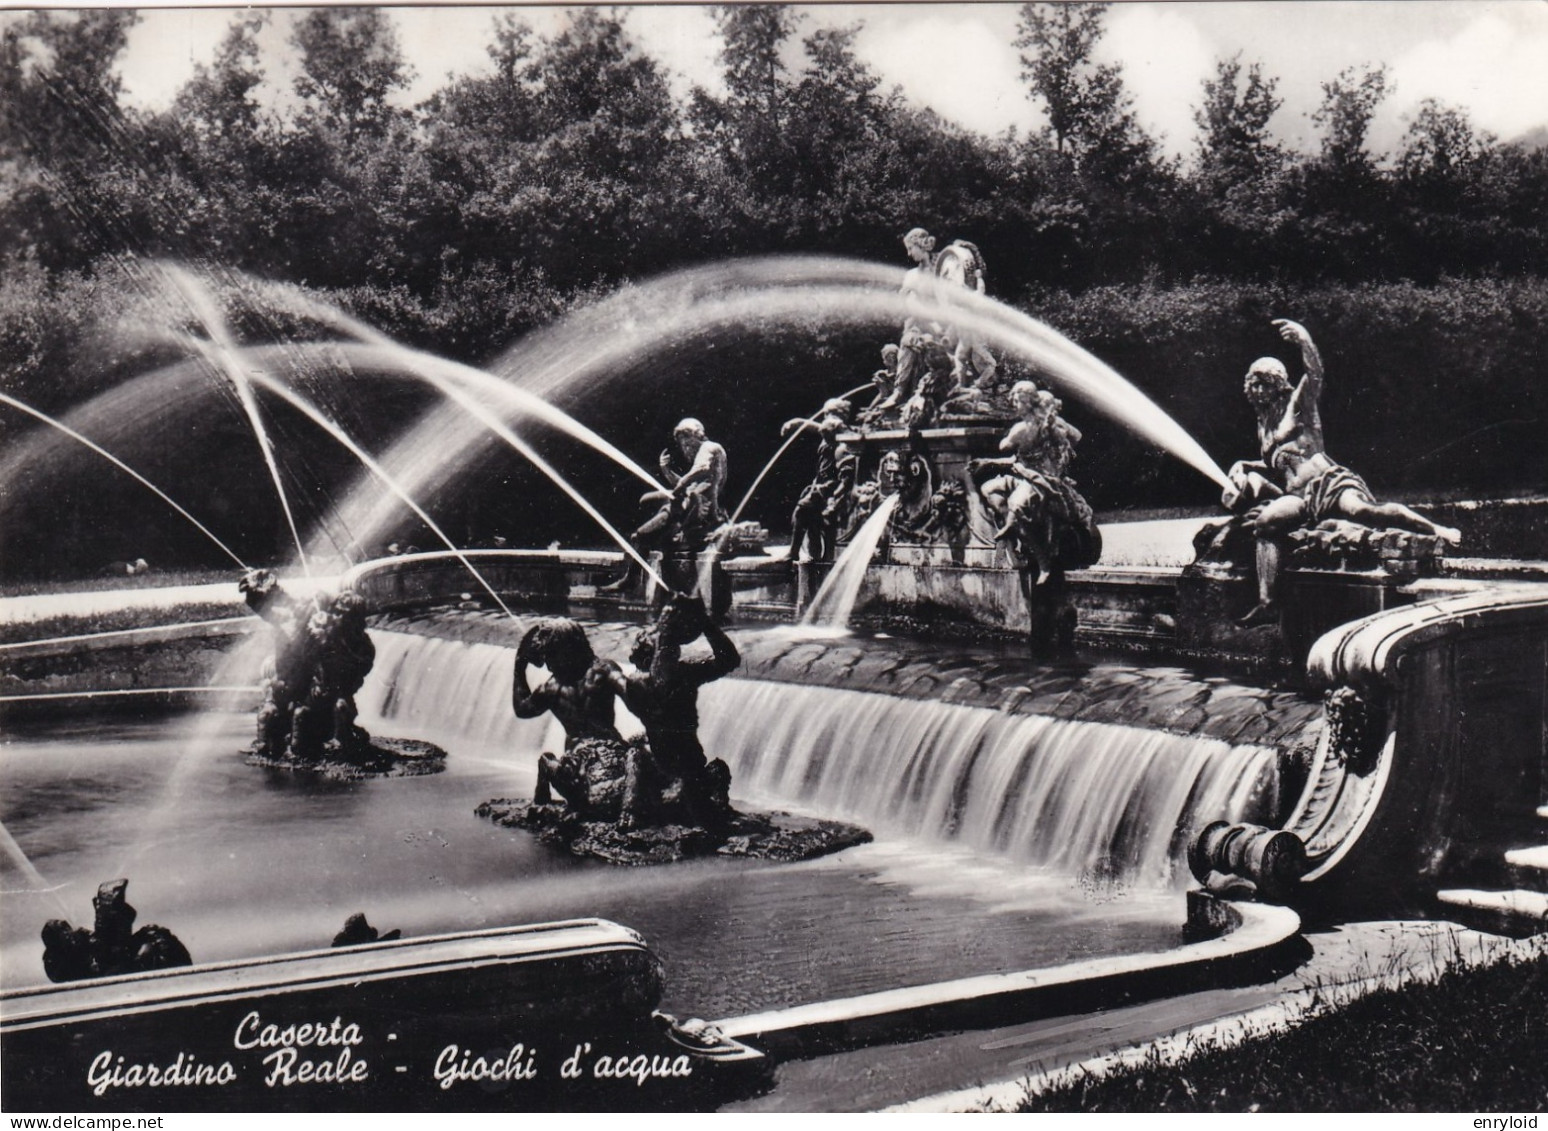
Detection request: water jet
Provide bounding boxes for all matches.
[4,254,1546,1114]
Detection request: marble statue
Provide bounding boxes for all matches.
[783,398,859,564]
[513,617,634,820]
[969,382,1100,581]
[619,595,740,830]
[603,418,729,593]
[1226,319,1461,625]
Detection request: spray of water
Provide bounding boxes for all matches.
[77,256,1224,585]
[801,494,901,629]
[231,287,666,495]
[397,365,667,589]
[726,382,875,534]
[484,256,1230,490]
[165,265,313,573]
[237,368,520,621]
[0,390,248,569]
[693,382,874,599]
[0,818,71,919]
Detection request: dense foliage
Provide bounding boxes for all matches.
[1,4,1544,574]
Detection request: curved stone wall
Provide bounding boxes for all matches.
[1285,587,1548,905]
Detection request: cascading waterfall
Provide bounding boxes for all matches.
[699,681,1277,889]
[359,628,1281,891]
[358,631,555,761]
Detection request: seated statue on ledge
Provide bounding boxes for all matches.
[602,417,729,594]
[1220,319,1460,626]
[969,382,1100,582]
[859,344,901,426]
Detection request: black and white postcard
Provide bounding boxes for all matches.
[2,1,1545,1116]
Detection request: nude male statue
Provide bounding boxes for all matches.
[512,618,630,814]
[1231,319,1461,625]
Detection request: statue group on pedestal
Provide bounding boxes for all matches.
[864,227,1004,430]
[238,571,442,775]
[514,595,737,833]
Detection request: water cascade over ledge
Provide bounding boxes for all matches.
[359,624,1298,892]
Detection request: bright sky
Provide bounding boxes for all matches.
[90,2,1548,159]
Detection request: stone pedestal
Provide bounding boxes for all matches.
[645,551,731,620]
[836,423,1008,549]
[1177,561,1419,670]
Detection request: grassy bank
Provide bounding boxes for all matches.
[1017,947,1548,1112]
[0,570,244,645]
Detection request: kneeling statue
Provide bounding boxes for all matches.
[620,595,740,831]
[512,617,637,822]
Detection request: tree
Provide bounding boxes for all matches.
[173,12,268,141]
[1312,63,1389,172]
[1013,1,1159,200]
[0,9,138,166]
[1014,1,1106,158]
[689,3,805,233]
[712,4,800,131]
[1397,99,1493,194]
[1194,54,1283,194]
[1012,2,1166,283]
[0,10,143,267]
[290,8,413,142]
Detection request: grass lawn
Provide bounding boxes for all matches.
[1017,949,1548,1112]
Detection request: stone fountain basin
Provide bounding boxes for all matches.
[1,711,1193,1022]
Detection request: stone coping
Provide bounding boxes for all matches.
[1307,584,1548,692]
[1,920,650,1032]
[713,898,1300,1057]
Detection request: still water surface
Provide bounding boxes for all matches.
[1,712,1182,1019]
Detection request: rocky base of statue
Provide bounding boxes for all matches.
[476,798,872,867]
[1192,515,1444,578]
[246,734,447,780]
[1287,521,1444,577]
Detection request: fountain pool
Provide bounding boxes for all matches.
[0,612,1310,1024]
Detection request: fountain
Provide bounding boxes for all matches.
[4,251,1547,1113]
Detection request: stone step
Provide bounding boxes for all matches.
[1436,888,1548,937]
[1438,556,1548,583]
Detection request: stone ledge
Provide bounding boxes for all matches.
[714,897,1300,1058]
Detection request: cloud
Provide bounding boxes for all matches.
[1098,6,1216,160]
[1386,7,1548,143]
[627,6,725,101]
[859,11,1035,138]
